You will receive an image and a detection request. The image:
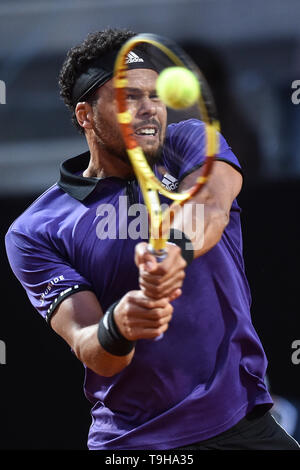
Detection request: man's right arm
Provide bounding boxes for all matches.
[50,242,187,377]
[50,289,173,377]
[6,227,185,378]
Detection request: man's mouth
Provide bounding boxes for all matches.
[134,124,159,138]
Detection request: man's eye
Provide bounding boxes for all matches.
[150,93,161,101]
[125,92,162,103]
[126,94,139,100]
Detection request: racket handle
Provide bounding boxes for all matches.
[147,245,167,262]
[147,245,167,341]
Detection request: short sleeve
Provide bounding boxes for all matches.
[5,228,93,323]
[162,119,243,182]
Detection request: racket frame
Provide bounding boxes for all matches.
[113,33,219,254]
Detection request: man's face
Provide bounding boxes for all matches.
[91,68,167,167]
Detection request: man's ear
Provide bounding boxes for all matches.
[75,102,94,131]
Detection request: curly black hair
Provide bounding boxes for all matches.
[58,28,136,133]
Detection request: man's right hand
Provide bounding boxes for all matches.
[113,291,173,341]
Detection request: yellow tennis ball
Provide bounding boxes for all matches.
[156,66,200,109]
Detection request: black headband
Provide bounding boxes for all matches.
[71,47,158,106]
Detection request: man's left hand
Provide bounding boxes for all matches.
[135,242,186,301]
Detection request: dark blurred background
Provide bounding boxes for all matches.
[1,0,300,450]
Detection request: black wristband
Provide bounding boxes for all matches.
[97,301,136,356]
[168,229,194,265]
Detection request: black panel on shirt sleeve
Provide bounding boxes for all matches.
[45,284,94,325]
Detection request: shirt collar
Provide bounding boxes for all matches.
[58,151,140,201]
[58,151,101,201]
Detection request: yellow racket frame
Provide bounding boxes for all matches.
[114,34,219,254]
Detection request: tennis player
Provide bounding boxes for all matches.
[5,28,299,450]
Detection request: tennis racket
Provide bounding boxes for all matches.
[113,33,220,259]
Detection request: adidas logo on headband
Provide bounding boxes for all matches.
[126,51,144,64]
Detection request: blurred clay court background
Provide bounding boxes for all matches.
[0,0,300,449]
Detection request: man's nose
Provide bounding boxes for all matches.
[137,96,157,117]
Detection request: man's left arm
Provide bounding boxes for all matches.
[136,161,242,299]
[175,160,243,258]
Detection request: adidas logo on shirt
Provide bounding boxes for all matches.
[161,173,179,192]
[126,51,144,64]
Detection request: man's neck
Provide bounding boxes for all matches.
[83,140,134,180]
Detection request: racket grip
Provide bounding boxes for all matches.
[147,245,167,262]
[147,245,167,341]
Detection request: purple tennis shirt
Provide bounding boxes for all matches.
[5,119,273,450]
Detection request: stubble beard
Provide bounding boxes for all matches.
[144,145,163,168]
[94,118,164,170]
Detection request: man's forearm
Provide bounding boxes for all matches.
[73,324,135,377]
[172,200,229,259]
[174,161,242,260]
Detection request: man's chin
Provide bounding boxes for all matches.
[116,145,163,171]
[144,146,163,168]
